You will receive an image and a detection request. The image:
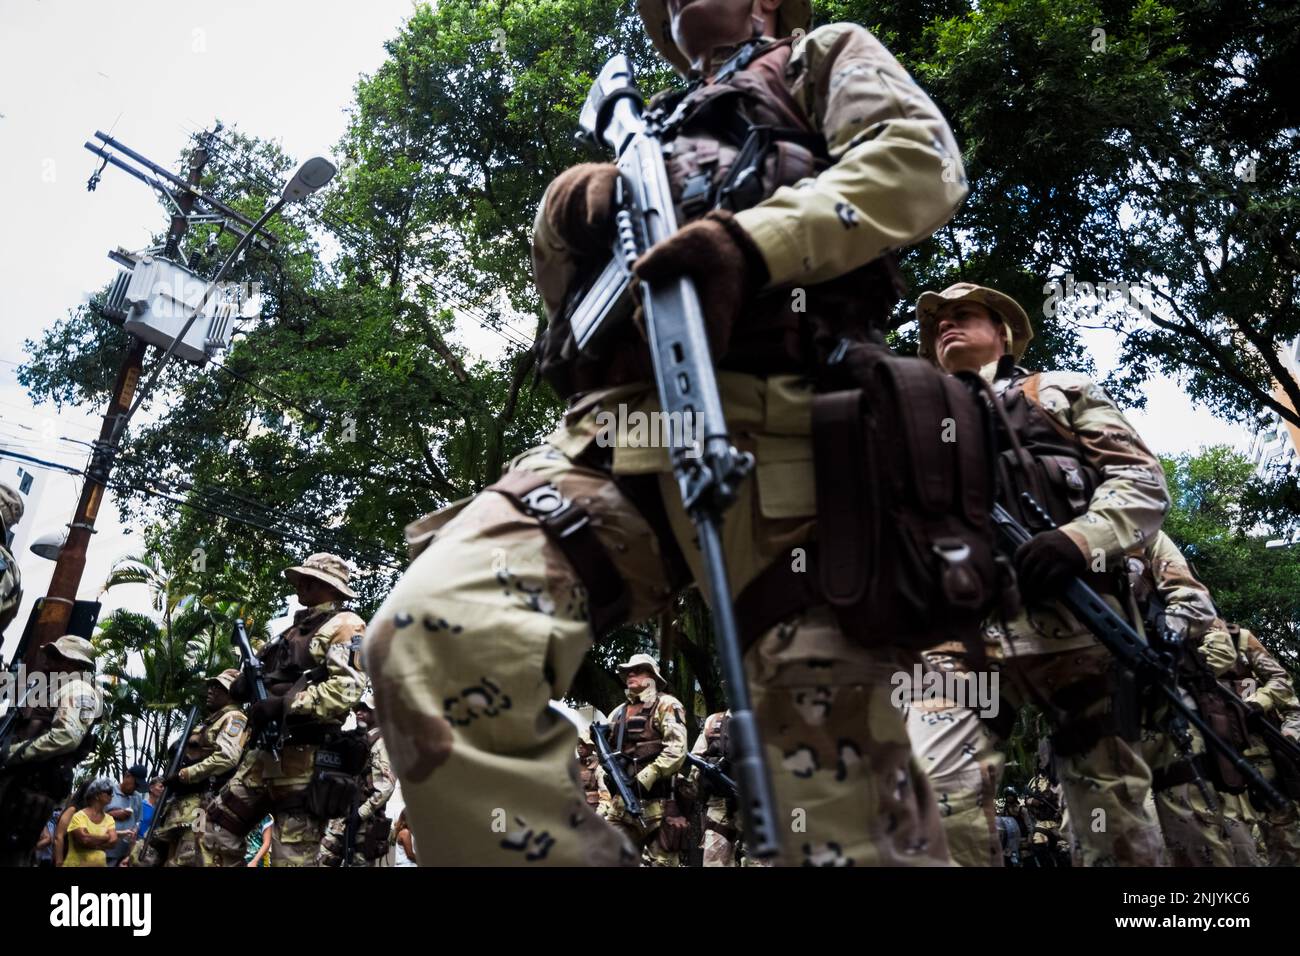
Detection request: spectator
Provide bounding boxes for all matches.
[104,763,146,866]
[394,810,417,867]
[245,814,274,867]
[52,779,92,868]
[138,777,165,839]
[64,778,118,867]
[34,807,58,867]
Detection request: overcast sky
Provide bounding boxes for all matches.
[0,0,1250,662]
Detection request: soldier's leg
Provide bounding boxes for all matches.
[366,445,675,866]
[1253,760,1300,866]
[316,817,346,867]
[1140,695,1237,866]
[1004,648,1165,867]
[748,607,952,867]
[269,806,325,868]
[902,651,1007,867]
[701,803,738,867]
[1217,791,1264,866]
[199,751,273,867]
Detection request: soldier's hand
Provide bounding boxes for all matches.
[543,163,620,256]
[250,695,284,731]
[1012,529,1086,600]
[164,771,184,788]
[633,209,768,359]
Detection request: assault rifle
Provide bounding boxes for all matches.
[135,702,201,866]
[590,720,644,824]
[990,496,1290,812]
[571,53,779,859]
[684,752,739,799]
[232,620,280,756]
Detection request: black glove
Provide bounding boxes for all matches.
[250,695,285,732]
[1013,530,1087,601]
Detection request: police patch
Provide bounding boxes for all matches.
[225,715,248,738]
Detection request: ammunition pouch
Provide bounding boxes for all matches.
[656,800,691,853]
[1184,677,1252,793]
[305,732,369,819]
[361,810,391,861]
[1048,670,1141,758]
[207,788,271,838]
[737,345,999,651]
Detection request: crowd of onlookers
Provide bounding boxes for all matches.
[33,763,418,867]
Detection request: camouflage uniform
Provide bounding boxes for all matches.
[1203,625,1300,866]
[1129,532,1255,866]
[317,726,396,867]
[681,710,770,866]
[143,672,249,867]
[366,4,967,868]
[599,667,688,867]
[911,284,1171,867]
[0,636,102,866]
[0,482,23,637]
[200,555,366,867]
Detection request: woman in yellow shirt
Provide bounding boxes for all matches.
[64,778,118,867]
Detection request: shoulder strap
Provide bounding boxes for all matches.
[1018,372,1082,447]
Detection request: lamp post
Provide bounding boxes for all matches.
[26,158,337,664]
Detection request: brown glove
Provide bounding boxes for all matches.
[632,209,769,358]
[1013,529,1087,601]
[542,162,620,256]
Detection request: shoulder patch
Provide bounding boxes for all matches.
[225,715,248,738]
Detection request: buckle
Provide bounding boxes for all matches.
[932,538,972,565]
[519,483,590,539]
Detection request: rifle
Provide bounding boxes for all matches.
[572,54,779,860]
[684,752,739,799]
[990,496,1291,812]
[590,720,644,824]
[136,701,200,867]
[232,620,280,756]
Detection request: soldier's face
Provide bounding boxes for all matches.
[625,665,655,692]
[668,0,780,68]
[935,302,1006,372]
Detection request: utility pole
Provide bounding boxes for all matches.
[24,141,213,666]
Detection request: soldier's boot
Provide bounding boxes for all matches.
[902,653,1006,867]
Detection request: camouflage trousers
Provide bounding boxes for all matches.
[1221,754,1300,866]
[907,643,1167,866]
[901,652,1005,867]
[135,793,206,867]
[365,376,952,867]
[602,796,680,867]
[1139,692,1255,867]
[198,747,326,867]
[316,814,383,867]
[698,799,773,867]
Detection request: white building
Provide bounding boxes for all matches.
[1248,335,1300,479]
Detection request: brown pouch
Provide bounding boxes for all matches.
[657,800,691,853]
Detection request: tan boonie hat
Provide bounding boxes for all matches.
[0,483,23,531]
[49,634,95,668]
[284,552,357,599]
[637,0,812,74]
[209,668,240,690]
[916,282,1034,363]
[616,652,667,688]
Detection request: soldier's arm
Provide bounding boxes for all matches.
[1146,531,1219,641]
[1040,375,1170,563]
[732,22,967,289]
[5,684,97,765]
[1243,631,1300,716]
[635,698,688,790]
[177,711,249,784]
[286,615,366,723]
[358,739,396,821]
[532,199,579,322]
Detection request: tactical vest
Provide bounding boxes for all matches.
[538,37,903,399]
[174,706,242,795]
[992,363,1123,597]
[260,608,335,694]
[703,712,730,766]
[11,695,98,793]
[608,699,673,799]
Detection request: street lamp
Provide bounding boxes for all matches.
[122,156,338,425]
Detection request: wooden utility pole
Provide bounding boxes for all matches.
[26,145,211,665]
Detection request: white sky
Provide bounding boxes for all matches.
[0,0,1251,662]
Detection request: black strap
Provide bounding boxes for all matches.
[812,390,871,607]
[489,470,630,635]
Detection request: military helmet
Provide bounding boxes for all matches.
[637,0,812,74]
[916,282,1034,364]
